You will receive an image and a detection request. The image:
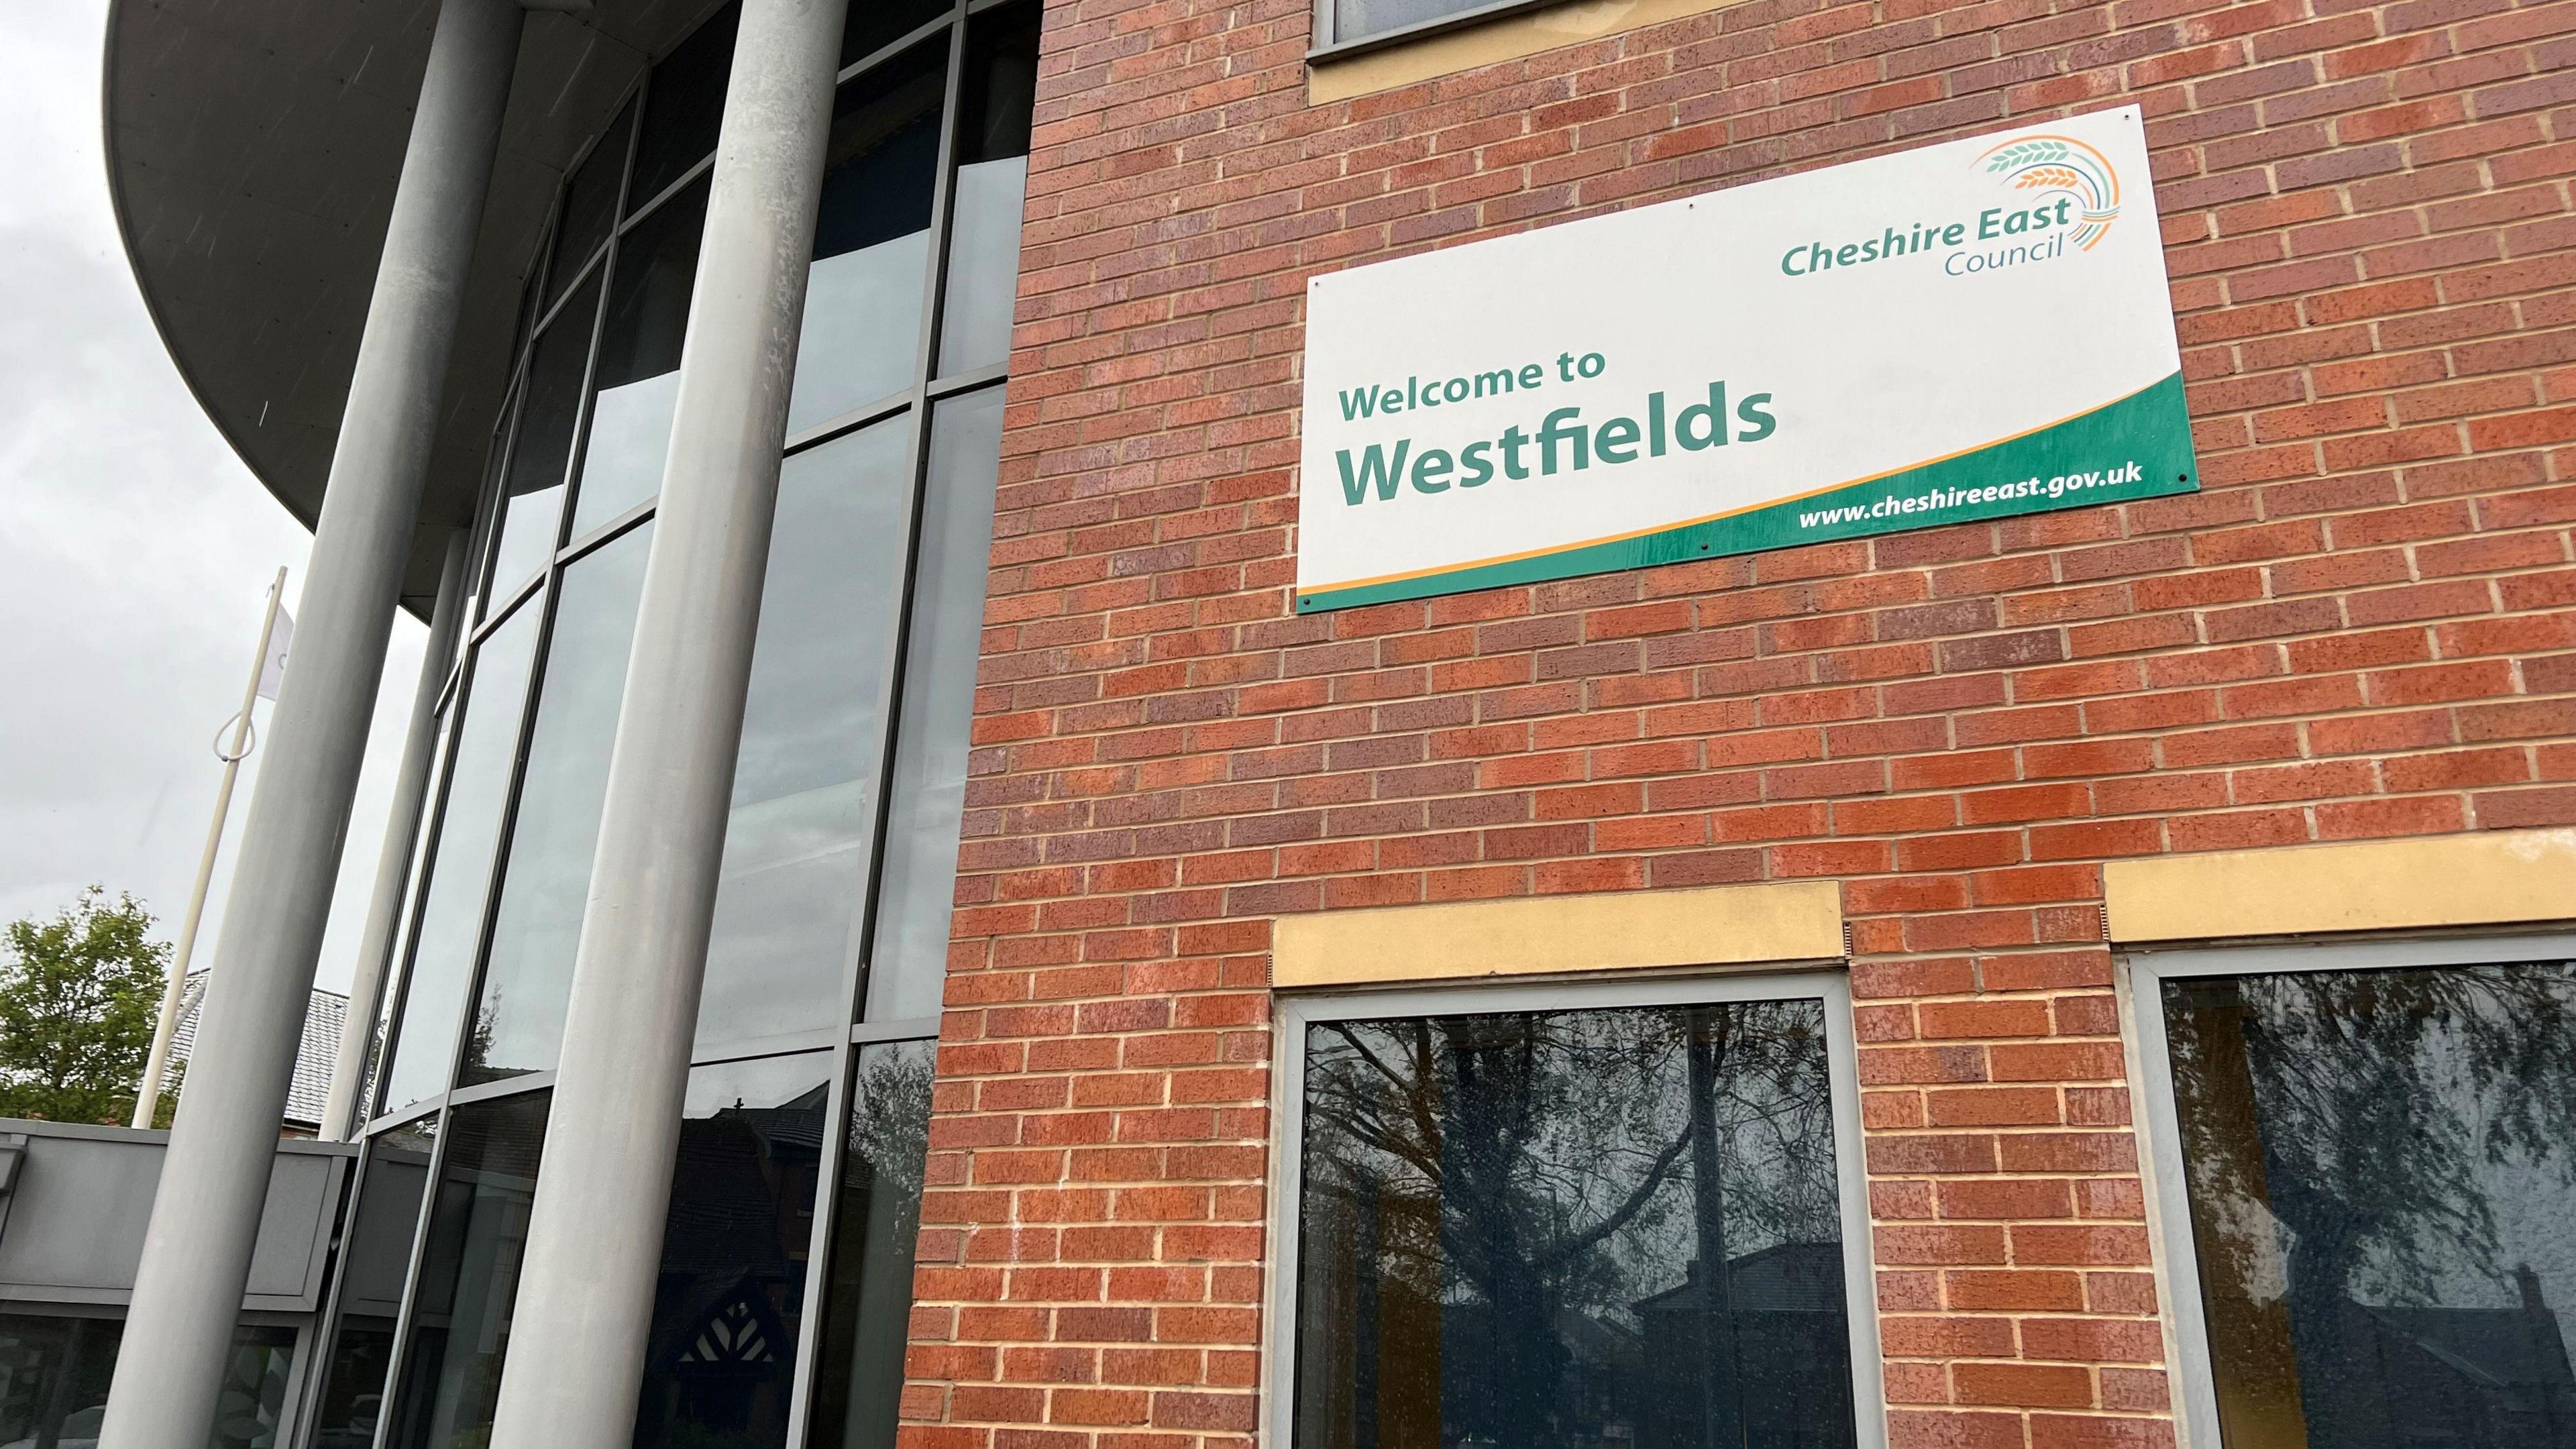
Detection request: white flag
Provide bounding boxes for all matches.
[256,607,294,702]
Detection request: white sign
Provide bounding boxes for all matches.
[1295,105,2194,612]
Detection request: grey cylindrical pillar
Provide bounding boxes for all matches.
[97,3,522,1446]
[484,1,847,1444]
[319,525,473,1141]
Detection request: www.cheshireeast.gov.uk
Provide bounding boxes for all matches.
[1795,460,2145,529]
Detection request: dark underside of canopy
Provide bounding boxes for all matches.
[104,0,725,613]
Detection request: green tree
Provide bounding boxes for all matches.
[0,888,174,1125]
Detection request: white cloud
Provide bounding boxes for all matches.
[0,1,426,1002]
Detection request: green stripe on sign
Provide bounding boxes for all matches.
[1297,371,2198,612]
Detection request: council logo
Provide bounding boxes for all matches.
[1976,134,2121,250]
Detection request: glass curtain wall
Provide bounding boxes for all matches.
[328,0,1036,1444]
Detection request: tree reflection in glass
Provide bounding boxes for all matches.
[2164,959,2576,1449]
[806,1042,934,1449]
[1295,1000,1858,1449]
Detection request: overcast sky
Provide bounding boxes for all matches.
[0,1,424,998]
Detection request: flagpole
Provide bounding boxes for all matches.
[131,568,289,1130]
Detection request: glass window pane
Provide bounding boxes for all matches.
[936,5,1038,377]
[630,3,737,211]
[1332,0,1485,44]
[386,1091,551,1449]
[0,1314,117,1448]
[313,1131,437,1449]
[546,97,633,306]
[381,605,543,1113]
[490,273,604,599]
[788,42,945,433]
[867,390,1002,1022]
[574,176,708,537]
[805,1040,934,1449]
[1295,1000,1860,1449]
[699,421,913,1051]
[313,1318,396,1449]
[839,0,948,71]
[466,523,653,1087]
[0,1314,292,1449]
[366,707,451,1122]
[2162,958,2576,1449]
[635,1051,836,1449]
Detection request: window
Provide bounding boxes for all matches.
[1313,0,1550,53]
[356,0,1037,1444]
[1275,975,1884,1449]
[0,1312,294,1449]
[2133,936,2576,1449]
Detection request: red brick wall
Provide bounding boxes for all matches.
[900,0,2576,1444]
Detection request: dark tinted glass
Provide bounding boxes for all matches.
[700,421,913,1051]
[867,390,1002,1021]
[577,175,708,535]
[381,605,542,1112]
[634,1053,835,1449]
[468,522,653,1086]
[2163,959,2576,1449]
[789,41,946,431]
[955,1,1037,168]
[805,1041,934,1449]
[631,3,738,209]
[839,0,950,70]
[547,98,634,305]
[313,1319,395,1449]
[314,1132,436,1449]
[936,5,1038,376]
[490,272,604,596]
[0,1315,292,1449]
[387,1091,552,1449]
[1295,1000,1858,1449]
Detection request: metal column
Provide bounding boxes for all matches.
[484,0,847,1443]
[320,526,474,1141]
[97,1,522,1444]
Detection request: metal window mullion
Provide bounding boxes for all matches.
[786,13,975,1435]
[284,1144,365,1444]
[842,0,972,1028]
[778,1025,858,1449]
[464,366,526,629]
[365,1104,457,1449]
[555,496,660,571]
[528,247,608,338]
[469,572,545,647]
[436,564,564,1100]
[363,401,509,1117]
[926,360,1008,400]
[618,152,712,238]
[364,614,501,1128]
[545,160,631,565]
[362,1092,443,1142]
[839,11,959,85]
[784,387,922,458]
[435,181,628,1095]
[446,1069,557,1109]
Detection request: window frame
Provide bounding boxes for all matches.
[1307,0,1567,64]
[1264,966,1890,1449]
[2121,928,2576,1449]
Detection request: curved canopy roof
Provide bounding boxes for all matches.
[103,0,724,610]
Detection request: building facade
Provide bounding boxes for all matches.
[85,0,2576,1446]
